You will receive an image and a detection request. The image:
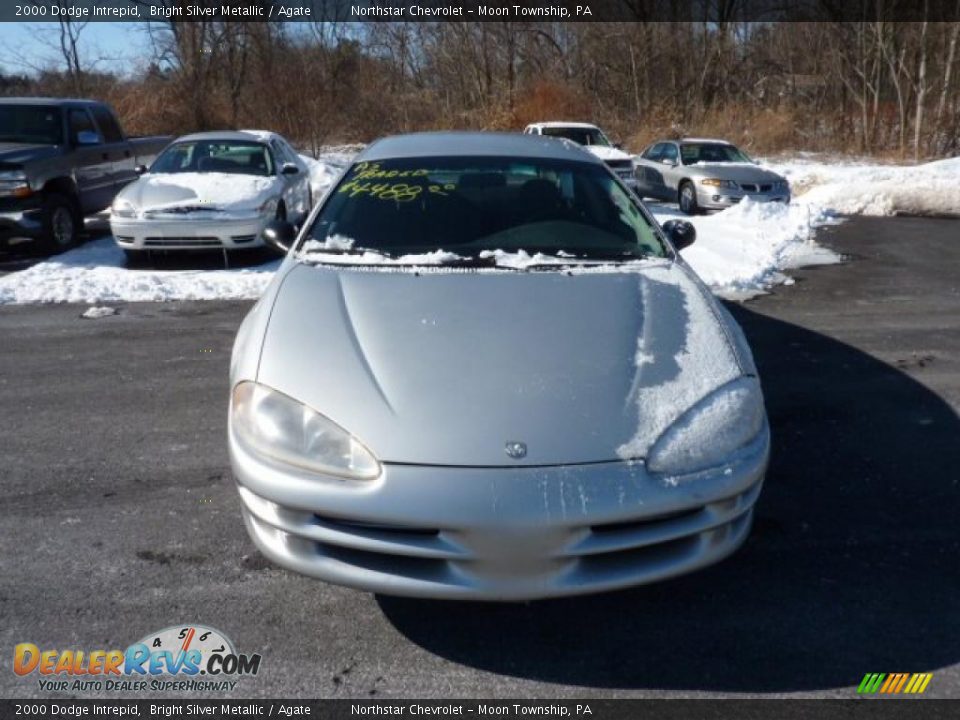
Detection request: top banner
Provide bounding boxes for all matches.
[4,0,960,23]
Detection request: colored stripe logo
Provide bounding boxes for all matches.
[858,673,932,694]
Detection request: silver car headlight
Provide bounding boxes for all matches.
[231,381,380,480]
[700,178,737,189]
[647,376,765,477]
[111,198,137,219]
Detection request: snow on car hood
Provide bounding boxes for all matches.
[585,145,635,163]
[256,262,743,466]
[115,172,276,214]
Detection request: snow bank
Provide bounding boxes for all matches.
[649,198,841,300]
[763,155,960,217]
[0,238,277,305]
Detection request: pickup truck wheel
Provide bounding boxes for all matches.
[679,181,700,215]
[40,194,80,253]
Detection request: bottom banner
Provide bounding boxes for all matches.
[1,699,955,720]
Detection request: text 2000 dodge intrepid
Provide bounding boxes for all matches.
[228,132,769,600]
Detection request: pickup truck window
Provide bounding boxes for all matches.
[90,106,124,143]
[0,106,62,144]
[67,109,97,144]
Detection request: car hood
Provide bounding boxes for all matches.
[0,142,61,166]
[256,262,744,467]
[686,163,783,184]
[585,145,634,163]
[116,172,277,213]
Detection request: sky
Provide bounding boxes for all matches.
[0,22,145,77]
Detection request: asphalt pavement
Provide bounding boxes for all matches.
[1,216,958,699]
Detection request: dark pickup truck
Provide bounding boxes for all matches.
[0,98,171,252]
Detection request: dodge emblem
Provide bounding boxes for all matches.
[505,441,527,459]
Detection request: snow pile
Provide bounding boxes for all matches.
[649,198,841,299]
[0,239,278,305]
[763,155,960,217]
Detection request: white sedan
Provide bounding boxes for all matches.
[110,130,312,263]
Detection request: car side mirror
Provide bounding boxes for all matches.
[262,219,296,253]
[76,130,101,146]
[614,142,624,150]
[281,163,300,176]
[134,165,148,175]
[662,219,696,251]
[660,157,676,167]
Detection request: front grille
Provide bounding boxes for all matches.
[312,514,440,538]
[231,235,257,244]
[760,183,772,192]
[144,237,221,247]
[741,183,757,192]
[605,159,633,170]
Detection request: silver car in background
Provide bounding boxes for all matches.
[634,138,790,214]
[110,130,311,264]
[229,132,769,600]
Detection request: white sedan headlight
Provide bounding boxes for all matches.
[111,198,137,219]
[231,382,380,480]
[647,376,765,477]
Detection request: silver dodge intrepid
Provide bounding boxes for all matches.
[229,132,769,600]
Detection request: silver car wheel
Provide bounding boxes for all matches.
[680,184,697,215]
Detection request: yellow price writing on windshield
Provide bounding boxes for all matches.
[338,179,456,202]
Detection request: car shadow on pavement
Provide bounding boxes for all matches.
[377,303,960,692]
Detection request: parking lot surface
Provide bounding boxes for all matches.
[1,216,958,698]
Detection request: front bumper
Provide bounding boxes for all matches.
[230,423,769,600]
[0,197,44,245]
[110,214,268,251]
[697,186,790,210]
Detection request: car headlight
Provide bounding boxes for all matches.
[231,381,380,480]
[0,170,31,198]
[774,179,789,191]
[111,198,137,219]
[646,376,765,477]
[700,178,737,189]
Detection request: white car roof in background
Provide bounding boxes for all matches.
[527,121,602,130]
[240,129,283,142]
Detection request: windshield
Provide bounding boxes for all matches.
[0,106,62,145]
[300,156,667,264]
[681,143,752,165]
[540,127,611,147]
[150,140,275,176]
